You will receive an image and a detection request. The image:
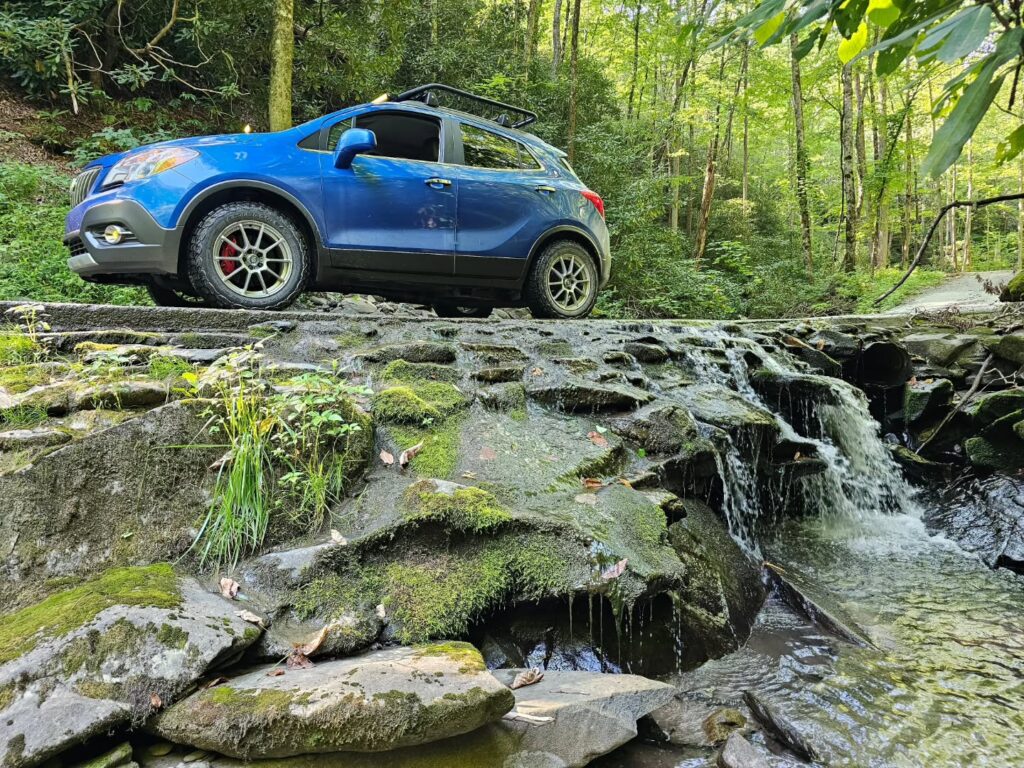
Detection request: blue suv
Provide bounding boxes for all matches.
[64,84,610,318]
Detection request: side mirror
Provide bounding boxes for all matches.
[334,128,377,169]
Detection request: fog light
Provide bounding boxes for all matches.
[103,225,125,244]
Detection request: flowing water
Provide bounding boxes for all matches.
[602,331,1024,767]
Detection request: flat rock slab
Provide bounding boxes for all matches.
[0,567,258,768]
[149,643,514,759]
[144,670,674,768]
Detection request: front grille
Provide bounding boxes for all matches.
[69,167,101,208]
[66,237,87,258]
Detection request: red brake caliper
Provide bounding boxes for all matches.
[219,234,241,278]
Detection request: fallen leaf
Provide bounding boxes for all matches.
[908,375,918,385]
[793,451,802,461]
[582,477,604,489]
[379,449,395,466]
[286,651,314,670]
[594,425,608,434]
[375,604,387,620]
[601,558,628,581]
[461,471,478,480]
[203,676,229,689]
[150,693,163,710]
[266,668,285,677]
[816,340,826,350]
[297,624,332,657]
[399,442,424,468]
[235,610,266,629]
[219,577,240,599]
[587,431,609,447]
[209,450,234,472]
[530,367,544,376]
[618,478,633,489]
[479,446,497,461]
[510,667,545,690]
[330,529,347,545]
[574,493,598,506]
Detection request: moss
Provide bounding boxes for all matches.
[1003,271,1024,301]
[390,415,463,479]
[374,387,442,425]
[0,683,15,712]
[381,359,459,384]
[76,742,133,768]
[206,684,308,714]
[413,641,487,673]
[0,329,38,365]
[147,355,194,381]
[73,341,125,355]
[0,564,181,664]
[404,481,512,533]
[4,734,25,767]
[249,326,277,339]
[0,364,58,394]
[156,622,189,649]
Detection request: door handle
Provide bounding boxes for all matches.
[535,185,556,194]
[426,178,452,188]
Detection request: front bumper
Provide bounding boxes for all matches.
[65,198,179,279]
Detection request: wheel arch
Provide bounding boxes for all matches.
[525,225,604,284]
[173,180,325,276]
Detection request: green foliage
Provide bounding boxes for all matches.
[0,163,145,305]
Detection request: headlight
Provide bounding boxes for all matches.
[105,147,198,186]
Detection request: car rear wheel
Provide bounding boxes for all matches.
[432,303,493,319]
[146,284,212,308]
[187,202,310,310]
[524,240,598,319]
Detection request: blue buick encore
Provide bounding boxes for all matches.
[64,84,610,318]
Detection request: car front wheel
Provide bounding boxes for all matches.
[187,202,310,310]
[524,240,599,319]
[432,303,493,319]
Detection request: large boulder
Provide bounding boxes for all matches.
[0,565,259,768]
[149,643,514,759]
[999,271,1024,302]
[903,378,954,425]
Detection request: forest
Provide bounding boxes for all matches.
[1,0,1023,318]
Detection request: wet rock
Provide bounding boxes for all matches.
[249,611,384,662]
[471,365,525,383]
[965,407,1024,473]
[477,382,527,413]
[972,389,1024,426]
[610,404,710,456]
[623,341,669,363]
[987,332,1024,366]
[676,384,778,438]
[0,566,259,768]
[160,348,229,365]
[999,271,1024,302]
[249,320,297,335]
[0,427,70,451]
[805,329,860,362]
[859,341,912,386]
[928,475,1024,570]
[603,350,637,367]
[149,643,513,758]
[703,707,747,744]
[888,445,950,482]
[764,562,874,648]
[903,377,954,425]
[69,380,170,411]
[717,732,769,768]
[742,691,819,763]
[526,377,653,412]
[901,332,979,369]
[360,342,457,364]
[72,741,133,768]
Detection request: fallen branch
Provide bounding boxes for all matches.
[873,193,1024,307]
[915,353,993,455]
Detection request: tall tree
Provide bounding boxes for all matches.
[566,0,582,162]
[840,62,858,272]
[524,0,542,76]
[693,52,728,267]
[790,34,813,278]
[268,0,294,131]
[626,0,642,119]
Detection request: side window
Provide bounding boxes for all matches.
[461,124,540,170]
[353,113,441,162]
[326,118,354,151]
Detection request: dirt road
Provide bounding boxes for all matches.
[886,270,1014,314]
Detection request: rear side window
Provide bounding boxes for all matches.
[461,123,541,170]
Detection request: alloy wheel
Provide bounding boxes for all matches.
[213,220,294,298]
[545,252,593,313]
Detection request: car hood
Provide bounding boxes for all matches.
[85,131,290,170]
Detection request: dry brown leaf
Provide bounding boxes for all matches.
[530,367,544,376]
[399,442,424,468]
[149,693,163,710]
[908,375,918,385]
[793,451,802,461]
[219,577,240,599]
[574,493,598,506]
[618,478,633,489]
[297,624,332,657]
[510,667,545,690]
[203,676,229,689]
[461,471,478,480]
[479,446,498,461]
[235,610,266,629]
[266,668,285,677]
[600,558,628,581]
[816,340,826,350]
[330,529,347,545]
[209,450,234,471]
[582,477,604,489]
[379,449,395,466]
[587,431,609,448]
[286,651,314,670]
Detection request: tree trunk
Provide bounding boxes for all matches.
[840,63,858,272]
[552,0,563,74]
[627,0,642,118]
[567,0,582,162]
[268,0,294,131]
[742,53,749,206]
[902,110,914,268]
[790,35,813,278]
[723,42,748,165]
[669,152,681,232]
[694,53,727,267]
[949,164,959,271]
[524,0,542,76]
[854,69,867,220]
[963,141,973,271]
[1019,156,1023,272]
[871,77,890,270]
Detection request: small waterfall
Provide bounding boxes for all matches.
[676,328,917,548]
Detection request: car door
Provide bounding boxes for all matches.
[320,110,456,277]
[450,121,561,280]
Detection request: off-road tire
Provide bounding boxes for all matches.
[432,303,493,319]
[187,201,311,310]
[524,240,599,319]
[146,284,211,308]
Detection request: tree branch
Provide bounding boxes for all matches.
[872,193,1024,306]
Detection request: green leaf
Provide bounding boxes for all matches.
[996,125,1024,165]
[838,22,869,63]
[794,29,822,60]
[876,39,913,75]
[867,0,900,28]
[918,5,993,64]
[922,66,1004,178]
[754,11,786,45]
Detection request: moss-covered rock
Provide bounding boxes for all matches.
[361,342,457,364]
[903,378,954,425]
[402,479,512,533]
[373,387,441,424]
[148,644,513,759]
[1000,271,1024,302]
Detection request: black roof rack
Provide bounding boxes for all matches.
[394,83,538,129]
